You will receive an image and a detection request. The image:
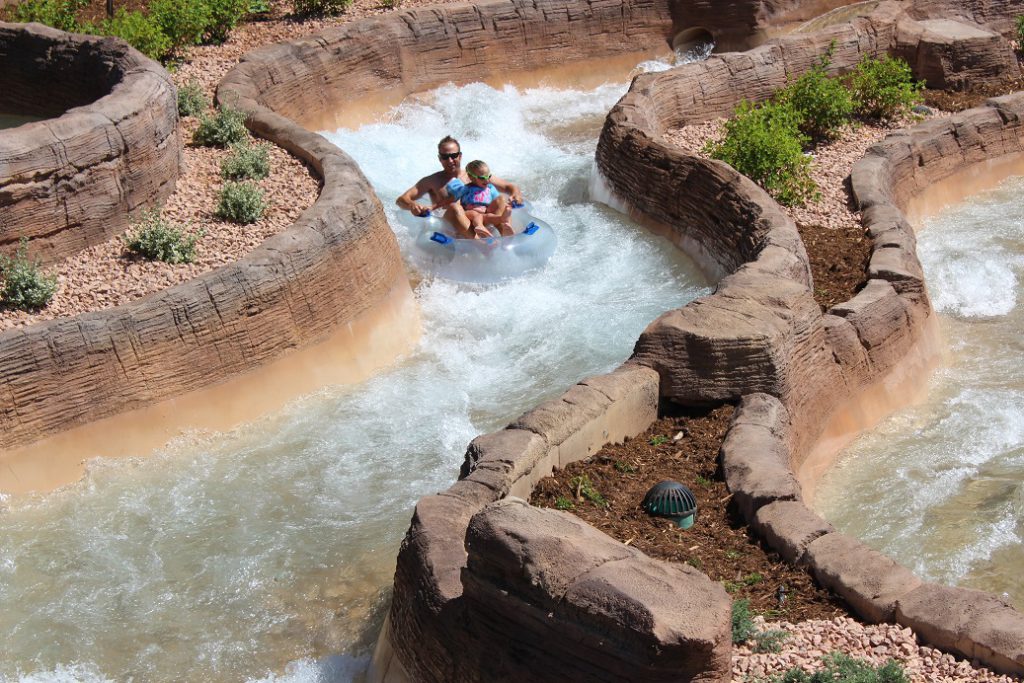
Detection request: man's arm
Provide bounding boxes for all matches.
[490,176,523,205]
[396,177,436,216]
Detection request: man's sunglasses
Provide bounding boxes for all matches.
[438,152,462,160]
[469,172,491,181]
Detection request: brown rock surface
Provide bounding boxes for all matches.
[895,18,1020,90]
[460,498,733,682]
[0,21,181,263]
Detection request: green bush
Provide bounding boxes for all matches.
[149,0,210,50]
[848,55,923,121]
[706,99,818,206]
[221,140,271,180]
[1016,16,1024,50]
[9,0,87,32]
[124,209,202,264]
[177,80,210,118]
[770,652,909,683]
[94,9,172,62]
[0,239,57,311]
[193,105,249,147]
[203,0,250,42]
[731,598,756,644]
[782,53,855,141]
[293,0,352,17]
[752,628,789,654]
[217,181,267,224]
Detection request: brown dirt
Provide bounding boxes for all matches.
[923,71,1024,112]
[796,218,870,311]
[530,404,853,622]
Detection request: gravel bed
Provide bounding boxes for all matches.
[734,616,1018,682]
[663,117,927,233]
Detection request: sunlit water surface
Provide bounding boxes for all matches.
[0,67,710,682]
[816,175,1024,610]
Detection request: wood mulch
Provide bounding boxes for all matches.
[531,404,853,622]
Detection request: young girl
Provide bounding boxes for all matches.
[438,160,514,239]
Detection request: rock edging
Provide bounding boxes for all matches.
[0,21,182,264]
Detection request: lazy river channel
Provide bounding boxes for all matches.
[0,60,709,682]
[817,172,1024,612]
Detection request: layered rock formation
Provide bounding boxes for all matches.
[0,22,181,263]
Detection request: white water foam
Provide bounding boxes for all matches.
[1,69,709,682]
[817,175,1024,607]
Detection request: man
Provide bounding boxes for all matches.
[396,136,523,237]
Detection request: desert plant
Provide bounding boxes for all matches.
[0,239,57,311]
[203,0,250,43]
[293,0,351,16]
[217,181,267,224]
[706,99,818,206]
[1016,15,1024,50]
[848,55,923,120]
[9,0,87,31]
[554,497,575,511]
[752,628,789,654]
[149,0,210,50]
[88,9,171,61]
[193,104,248,147]
[124,209,202,264]
[769,652,909,682]
[781,52,855,141]
[731,598,756,644]
[177,80,210,118]
[221,140,271,180]
[569,474,607,507]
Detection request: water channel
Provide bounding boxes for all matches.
[0,60,710,682]
[817,173,1024,611]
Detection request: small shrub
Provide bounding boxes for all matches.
[293,0,351,16]
[1016,16,1024,50]
[770,651,910,683]
[177,80,210,118]
[782,52,855,141]
[731,598,756,644]
[848,55,923,121]
[221,140,271,180]
[695,474,712,487]
[247,0,273,16]
[706,99,818,207]
[124,209,202,264]
[0,239,57,311]
[94,9,172,62]
[613,460,636,473]
[10,0,87,31]
[149,0,210,50]
[193,105,249,147]
[217,181,267,224]
[569,474,607,507]
[649,434,669,446]
[554,497,575,511]
[204,0,250,43]
[753,629,789,654]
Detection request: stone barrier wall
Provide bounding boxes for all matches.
[0,22,182,263]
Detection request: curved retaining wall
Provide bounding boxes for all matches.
[378,2,1024,680]
[0,21,181,264]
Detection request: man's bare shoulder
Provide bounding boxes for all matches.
[419,170,453,191]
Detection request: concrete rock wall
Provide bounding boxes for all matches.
[0,22,182,263]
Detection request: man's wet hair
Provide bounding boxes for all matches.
[438,135,460,152]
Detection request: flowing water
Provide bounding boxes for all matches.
[0,63,710,682]
[816,174,1024,610]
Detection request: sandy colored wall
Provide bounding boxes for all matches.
[0,22,182,263]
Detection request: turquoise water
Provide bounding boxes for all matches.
[816,175,1024,610]
[0,67,710,682]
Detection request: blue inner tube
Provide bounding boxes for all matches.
[395,201,557,284]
